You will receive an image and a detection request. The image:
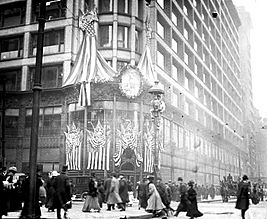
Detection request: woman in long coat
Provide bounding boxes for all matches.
[235,175,250,219]
[107,173,122,208]
[186,180,203,219]
[82,176,101,212]
[146,176,164,215]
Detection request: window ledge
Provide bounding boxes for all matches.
[0,23,25,30]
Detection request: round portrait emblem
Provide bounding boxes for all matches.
[120,66,142,98]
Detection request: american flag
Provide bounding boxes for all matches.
[63,10,116,107]
[86,121,110,171]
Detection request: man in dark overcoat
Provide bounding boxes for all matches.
[137,177,148,209]
[235,175,250,219]
[174,177,189,217]
[118,174,129,211]
[53,165,71,219]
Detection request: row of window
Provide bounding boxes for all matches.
[0,107,240,168]
[0,25,142,61]
[156,14,242,120]
[162,117,240,167]
[0,0,143,29]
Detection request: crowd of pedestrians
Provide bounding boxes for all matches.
[1,165,267,219]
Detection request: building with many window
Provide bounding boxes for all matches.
[0,0,256,186]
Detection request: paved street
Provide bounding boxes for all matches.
[3,199,267,219]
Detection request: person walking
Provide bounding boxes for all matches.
[97,180,105,208]
[53,165,71,219]
[82,174,101,212]
[19,167,43,219]
[0,167,8,219]
[174,177,189,217]
[118,174,129,211]
[235,175,250,219]
[4,166,22,212]
[186,180,203,219]
[137,177,149,210]
[45,170,58,212]
[146,175,164,217]
[104,173,114,211]
[106,173,123,210]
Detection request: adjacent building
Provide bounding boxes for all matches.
[0,0,256,185]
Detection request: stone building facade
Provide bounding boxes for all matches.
[0,0,254,185]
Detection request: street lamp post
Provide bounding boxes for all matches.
[1,77,6,167]
[27,0,46,218]
[149,81,165,180]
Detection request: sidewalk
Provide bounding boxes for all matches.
[3,202,153,219]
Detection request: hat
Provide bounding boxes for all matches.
[177,177,183,181]
[242,175,248,181]
[188,180,194,186]
[51,170,59,177]
[8,166,17,173]
[147,175,154,179]
[62,165,68,172]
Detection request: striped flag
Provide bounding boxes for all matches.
[64,123,83,170]
[86,121,110,170]
[62,10,117,106]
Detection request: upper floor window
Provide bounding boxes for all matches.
[157,0,164,8]
[28,64,63,89]
[118,26,130,49]
[118,0,131,14]
[157,50,165,69]
[4,109,19,136]
[0,2,26,28]
[135,29,142,52]
[25,106,62,136]
[172,38,178,53]
[99,0,113,13]
[99,24,112,47]
[0,36,23,61]
[171,12,178,26]
[172,65,178,81]
[31,29,64,55]
[32,0,66,22]
[157,21,164,39]
[0,68,21,91]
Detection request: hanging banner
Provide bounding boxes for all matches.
[64,123,83,170]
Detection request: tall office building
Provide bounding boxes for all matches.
[0,0,253,185]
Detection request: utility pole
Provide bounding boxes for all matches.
[27,0,46,218]
[1,77,6,167]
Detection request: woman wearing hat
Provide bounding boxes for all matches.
[82,175,101,212]
[4,166,22,212]
[235,175,250,219]
[146,175,164,216]
[186,180,203,219]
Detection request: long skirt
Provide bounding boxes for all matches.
[82,195,100,212]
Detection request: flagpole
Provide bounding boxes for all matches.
[112,95,116,173]
[140,99,144,180]
[83,104,87,175]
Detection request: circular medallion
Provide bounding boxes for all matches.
[120,66,142,98]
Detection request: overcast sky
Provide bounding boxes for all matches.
[233,0,267,117]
